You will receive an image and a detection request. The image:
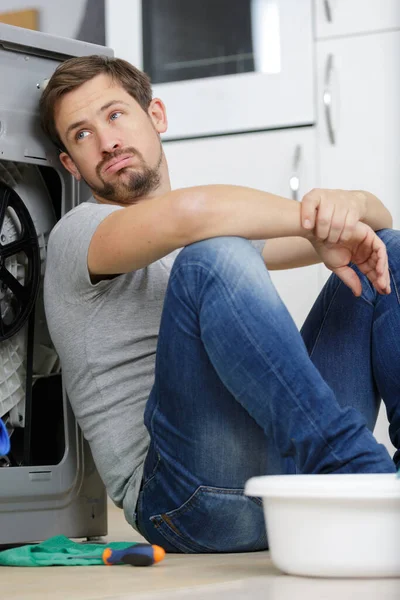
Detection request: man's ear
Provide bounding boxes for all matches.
[147,98,168,134]
[59,152,82,181]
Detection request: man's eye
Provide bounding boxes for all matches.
[76,130,89,141]
[110,111,122,121]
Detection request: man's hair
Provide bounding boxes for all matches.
[39,55,153,153]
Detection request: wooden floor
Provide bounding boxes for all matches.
[2,503,399,600]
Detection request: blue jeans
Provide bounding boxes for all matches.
[135,229,399,553]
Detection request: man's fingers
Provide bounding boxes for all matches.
[339,210,358,243]
[301,192,320,230]
[357,243,390,295]
[327,206,348,244]
[302,189,366,241]
[333,265,362,297]
[379,255,391,294]
[315,202,335,241]
[375,243,390,292]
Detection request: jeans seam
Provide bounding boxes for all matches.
[150,485,263,553]
[371,267,400,396]
[145,390,163,489]
[148,393,159,439]
[140,450,161,493]
[152,515,212,553]
[308,269,383,359]
[150,485,204,522]
[171,260,347,468]
[389,267,400,305]
[309,266,399,362]
[150,485,259,523]
[308,280,343,360]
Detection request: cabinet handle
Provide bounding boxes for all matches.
[289,145,302,201]
[323,0,333,22]
[323,54,336,145]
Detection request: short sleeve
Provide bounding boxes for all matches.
[45,202,123,303]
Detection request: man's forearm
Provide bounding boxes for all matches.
[354,190,393,231]
[180,185,392,272]
[183,184,308,242]
[88,184,310,276]
[262,236,321,270]
[90,184,390,276]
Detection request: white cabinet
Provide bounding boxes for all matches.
[106,0,315,140]
[316,31,400,228]
[164,127,320,329]
[316,30,400,456]
[314,0,400,39]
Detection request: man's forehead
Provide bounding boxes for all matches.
[55,74,132,129]
[59,74,125,111]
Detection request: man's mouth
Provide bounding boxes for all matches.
[103,155,134,175]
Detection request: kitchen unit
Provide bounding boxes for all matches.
[106,0,400,453]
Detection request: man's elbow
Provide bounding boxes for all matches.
[173,187,211,246]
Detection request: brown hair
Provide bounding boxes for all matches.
[39,55,153,152]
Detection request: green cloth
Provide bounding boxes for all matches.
[0,535,137,566]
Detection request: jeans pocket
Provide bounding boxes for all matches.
[149,485,268,554]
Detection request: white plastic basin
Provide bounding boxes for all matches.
[245,473,400,578]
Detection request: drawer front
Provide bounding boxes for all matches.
[315,0,400,39]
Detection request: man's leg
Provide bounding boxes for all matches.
[301,228,400,468]
[136,237,395,554]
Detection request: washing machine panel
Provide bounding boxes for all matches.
[0,23,113,545]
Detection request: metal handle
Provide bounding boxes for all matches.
[323,0,333,22]
[289,145,302,201]
[323,54,336,145]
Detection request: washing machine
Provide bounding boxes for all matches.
[0,23,113,545]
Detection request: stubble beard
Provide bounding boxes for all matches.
[88,144,163,205]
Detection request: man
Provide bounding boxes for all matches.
[40,55,399,554]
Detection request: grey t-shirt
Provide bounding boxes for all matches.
[44,199,265,530]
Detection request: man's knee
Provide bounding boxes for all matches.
[376,228,400,253]
[169,236,274,305]
[181,236,254,258]
[174,236,262,274]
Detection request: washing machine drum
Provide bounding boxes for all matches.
[0,181,41,340]
[0,162,58,431]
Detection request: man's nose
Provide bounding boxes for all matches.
[98,129,121,154]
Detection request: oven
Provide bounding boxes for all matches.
[106,0,315,140]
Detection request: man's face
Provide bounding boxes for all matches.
[55,73,168,204]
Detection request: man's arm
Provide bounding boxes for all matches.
[301,188,392,243]
[353,190,393,231]
[88,185,307,276]
[262,189,393,270]
[262,237,320,270]
[88,184,392,276]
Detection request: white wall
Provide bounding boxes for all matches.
[0,0,86,39]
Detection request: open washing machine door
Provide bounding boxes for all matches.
[0,164,57,437]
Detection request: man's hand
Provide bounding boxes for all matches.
[310,221,391,297]
[301,188,367,243]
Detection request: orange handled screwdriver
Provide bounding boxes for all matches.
[72,543,166,566]
[102,543,165,566]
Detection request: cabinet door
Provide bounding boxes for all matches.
[316,32,399,455]
[106,0,315,139]
[164,128,320,328]
[314,0,400,39]
[316,31,400,228]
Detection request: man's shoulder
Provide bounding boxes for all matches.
[56,200,106,225]
[49,201,121,242]
[44,202,123,296]
[50,201,94,234]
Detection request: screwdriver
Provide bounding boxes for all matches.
[103,543,165,566]
[73,543,166,566]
